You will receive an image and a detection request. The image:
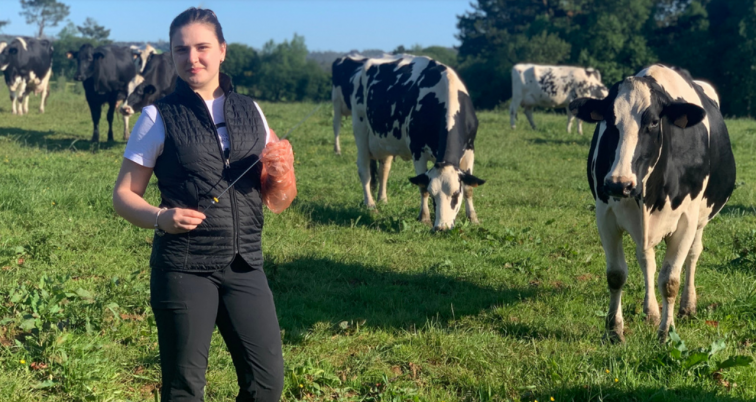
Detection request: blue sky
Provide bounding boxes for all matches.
[1,0,474,52]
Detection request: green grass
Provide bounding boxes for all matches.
[0,86,755,402]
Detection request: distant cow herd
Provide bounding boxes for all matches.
[0,37,740,343]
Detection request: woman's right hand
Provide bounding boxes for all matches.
[158,208,206,234]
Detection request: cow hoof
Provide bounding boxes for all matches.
[677,306,696,319]
[378,198,388,204]
[468,212,479,224]
[603,330,625,344]
[657,330,669,344]
[418,216,431,225]
[366,203,376,210]
[645,313,661,326]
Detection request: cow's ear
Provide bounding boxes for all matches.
[143,85,156,95]
[66,51,76,59]
[460,172,485,187]
[663,102,705,129]
[132,53,138,60]
[569,97,605,122]
[409,174,430,187]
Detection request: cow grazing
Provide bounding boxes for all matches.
[350,55,485,231]
[332,55,366,155]
[68,44,137,142]
[511,64,608,135]
[570,64,736,343]
[130,43,156,73]
[0,37,53,115]
[120,51,176,117]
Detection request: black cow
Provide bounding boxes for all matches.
[570,64,736,343]
[0,37,53,115]
[331,55,366,155]
[351,55,485,231]
[67,44,137,142]
[120,52,176,117]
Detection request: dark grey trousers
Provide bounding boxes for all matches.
[150,256,284,402]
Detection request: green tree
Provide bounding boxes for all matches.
[221,43,260,92]
[255,34,330,102]
[77,17,110,41]
[52,21,107,80]
[392,44,459,68]
[19,0,70,38]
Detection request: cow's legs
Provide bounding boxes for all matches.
[89,101,102,143]
[413,156,431,224]
[678,227,704,318]
[509,97,520,129]
[123,114,131,141]
[106,99,117,142]
[10,94,19,115]
[39,85,50,113]
[597,207,627,343]
[352,116,375,208]
[332,90,343,155]
[636,246,660,325]
[566,107,574,133]
[658,218,698,342]
[459,149,479,224]
[524,106,537,130]
[376,155,393,203]
[22,93,30,115]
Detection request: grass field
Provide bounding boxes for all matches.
[0,85,755,402]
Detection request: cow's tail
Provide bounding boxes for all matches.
[370,159,378,190]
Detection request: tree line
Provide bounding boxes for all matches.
[456,0,756,117]
[4,0,755,115]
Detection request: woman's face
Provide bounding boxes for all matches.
[171,22,226,92]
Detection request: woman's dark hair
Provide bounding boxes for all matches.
[169,7,226,46]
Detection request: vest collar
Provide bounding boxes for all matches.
[175,73,234,98]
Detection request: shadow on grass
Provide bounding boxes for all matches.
[719,203,756,217]
[0,127,120,152]
[527,137,592,146]
[294,201,378,228]
[524,385,749,402]
[267,257,544,343]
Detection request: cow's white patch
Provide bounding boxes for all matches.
[638,65,710,134]
[694,80,719,108]
[16,37,27,51]
[608,79,652,186]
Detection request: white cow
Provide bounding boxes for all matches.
[510,64,608,134]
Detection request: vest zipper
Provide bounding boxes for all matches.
[194,90,237,256]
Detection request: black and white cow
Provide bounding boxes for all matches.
[511,64,608,134]
[130,43,156,73]
[350,55,485,231]
[332,55,366,155]
[67,44,137,142]
[120,51,176,117]
[0,37,53,115]
[570,64,736,343]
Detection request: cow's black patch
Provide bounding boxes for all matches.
[332,57,364,111]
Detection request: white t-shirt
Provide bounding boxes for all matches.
[124,95,272,168]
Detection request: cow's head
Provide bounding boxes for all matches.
[570,76,705,198]
[67,43,96,82]
[1,39,29,71]
[409,162,485,231]
[120,75,146,116]
[583,68,609,100]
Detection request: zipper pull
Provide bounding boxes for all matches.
[225,159,230,168]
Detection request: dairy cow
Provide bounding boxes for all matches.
[350,55,485,231]
[120,52,176,117]
[570,64,736,343]
[511,64,608,134]
[0,37,53,115]
[68,44,137,142]
[130,43,156,73]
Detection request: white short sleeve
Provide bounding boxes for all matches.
[123,105,165,168]
[254,102,272,144]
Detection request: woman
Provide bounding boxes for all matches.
[113,8,284,402]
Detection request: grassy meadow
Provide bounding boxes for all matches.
[0,85,755,402]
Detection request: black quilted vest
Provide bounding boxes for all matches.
[150,74,266,272]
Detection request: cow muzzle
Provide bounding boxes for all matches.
[119,105,134,116]
[604,177,636,198]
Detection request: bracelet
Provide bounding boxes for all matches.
[154,208,168,230]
